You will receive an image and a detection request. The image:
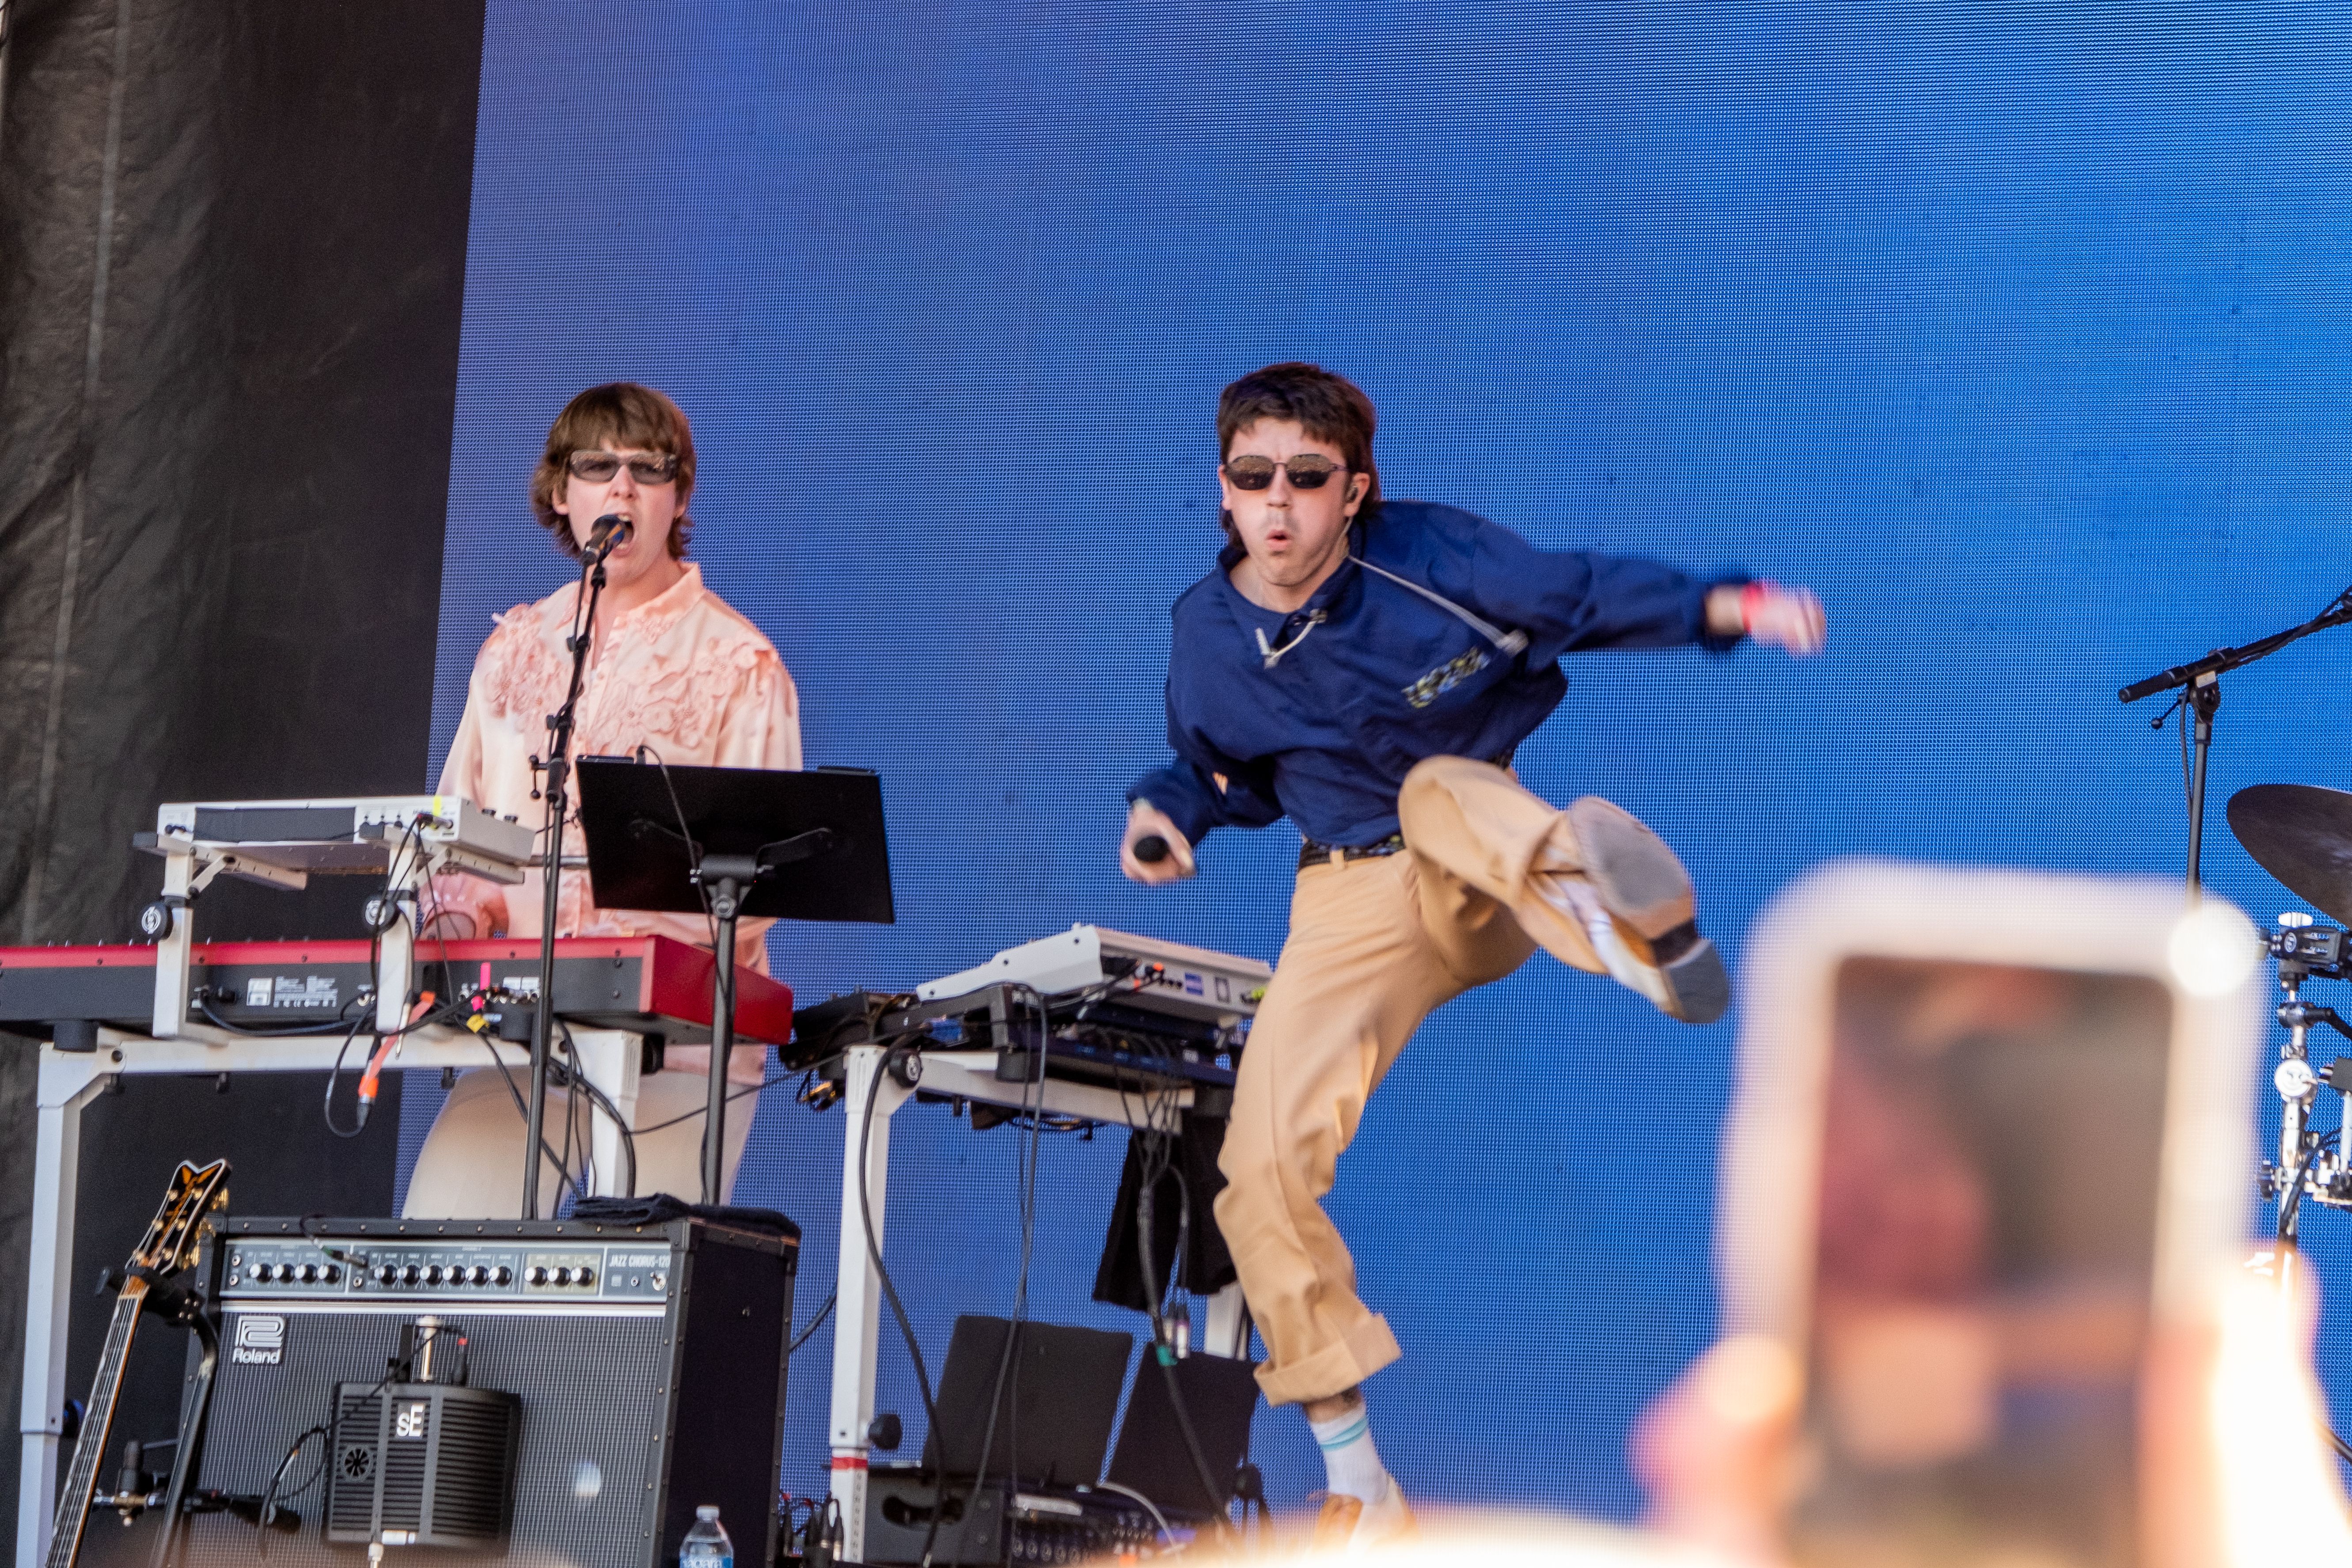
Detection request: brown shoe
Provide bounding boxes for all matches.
[1309,1493,1364,1552]
[1307,1484,1419,1554]
[1569,796,1728,1025]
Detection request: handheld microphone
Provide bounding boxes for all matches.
[586,513,633,560]
[1133,835,1170,864]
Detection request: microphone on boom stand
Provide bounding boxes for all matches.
[586,513,633,560]
[521,515,628,1219]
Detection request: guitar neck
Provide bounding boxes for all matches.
[44,1280,147,1568]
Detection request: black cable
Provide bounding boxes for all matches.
[853,1027,965,1568]
[254,1424,326,1560]
[320,1014,373,1139]
[474,1036,589,1207]
[196,999,357,1038]
[630,1072,789,1135]
[858,1046,942,1462]
[636,741,720,953]
[941,986,1052,1568]
[556,1020,638,1200]
[787,1289,836,1357]
[1135,1139,1233,1530]
[2330,1420,2352,1473]
[556,1025,585,1203]
[1112,1051,1237,1539]
[256,1324,460,1554]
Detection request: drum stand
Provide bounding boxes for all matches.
[2257,926,2352,1465]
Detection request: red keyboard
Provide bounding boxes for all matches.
[0,936,793,1046]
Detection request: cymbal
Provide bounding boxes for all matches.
[2227,783,2352,925]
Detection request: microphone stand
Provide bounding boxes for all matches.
[522,533,619,1219]
[2119,585,2352,899]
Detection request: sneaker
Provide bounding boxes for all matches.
[1567,796,1729,1025]
[1309,1478,1419,1555]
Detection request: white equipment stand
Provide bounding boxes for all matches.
[14,1017,646,1568]
[824,1044,1247,1563]
[140,795,533,1041]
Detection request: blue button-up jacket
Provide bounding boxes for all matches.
[1127,500,1739,850]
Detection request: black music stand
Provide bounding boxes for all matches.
[576,758,895,1202]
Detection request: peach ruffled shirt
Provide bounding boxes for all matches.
[435,563,800,1080]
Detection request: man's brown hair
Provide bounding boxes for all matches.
[1215,362,1381,537]
[530,383,697,561]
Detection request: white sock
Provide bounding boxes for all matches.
[1309,1402,1389,1504]
[1540,875,1675,1011]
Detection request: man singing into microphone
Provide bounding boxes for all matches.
[1120,362,1824,1549]
[404,382,801,1216]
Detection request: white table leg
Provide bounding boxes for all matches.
[1202,1279,1251,1359]
[18,1048,109,1568]
[827,1045,912,1564]
[150,850,193,1040]
[565,1029,643,1198]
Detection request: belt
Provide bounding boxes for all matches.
[1298,833,1405,870]
[1295,751,1516,872]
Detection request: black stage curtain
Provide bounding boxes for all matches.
[0,0,484,1541]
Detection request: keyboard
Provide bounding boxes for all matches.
[917,925,1271,1025]
[0,935,793,1046]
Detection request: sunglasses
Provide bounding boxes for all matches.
[567,450,679,484]
[1223,454,1347,491]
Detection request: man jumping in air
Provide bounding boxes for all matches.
[1120,362,1825,1550]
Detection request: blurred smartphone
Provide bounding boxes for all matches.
[1720,862,2259,1568]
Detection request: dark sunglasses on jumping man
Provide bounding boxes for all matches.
[1223,454,1347,491]
[567,450,680,484]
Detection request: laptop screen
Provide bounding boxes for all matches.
[922,1316,1133,1487]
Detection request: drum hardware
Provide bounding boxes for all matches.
[2223,783,2352,1466]
[2222,789,2352,1228]
[2255,917,2352,1225]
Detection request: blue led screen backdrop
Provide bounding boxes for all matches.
[417,0,2352,1520]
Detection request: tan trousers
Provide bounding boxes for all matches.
[402,1066,758,1218]
[1215,754,1629,1406]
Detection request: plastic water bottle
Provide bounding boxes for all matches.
[680,1505,733,1568]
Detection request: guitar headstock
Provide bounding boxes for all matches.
[128,1161,230,1279]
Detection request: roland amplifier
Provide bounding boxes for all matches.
[182,1215,797,1568]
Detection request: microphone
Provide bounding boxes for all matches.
[586,513,633,560]
[1133,835,1170,864]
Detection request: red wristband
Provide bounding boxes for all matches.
[1739,580,1770,633]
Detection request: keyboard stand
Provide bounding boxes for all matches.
[822,1025,1246,1562]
